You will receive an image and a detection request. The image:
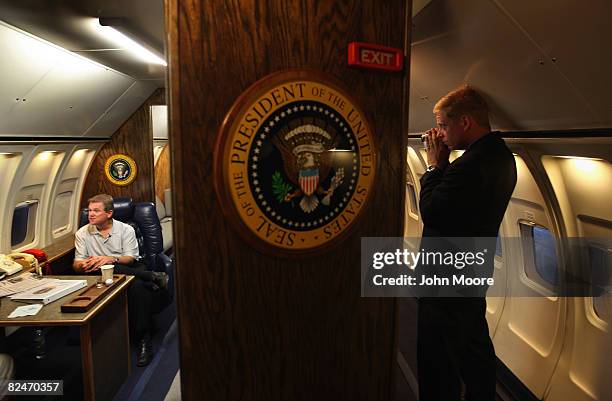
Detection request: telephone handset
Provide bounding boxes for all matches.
[9,252,37,265]
[0,254,24,276]
[0,253,40,276]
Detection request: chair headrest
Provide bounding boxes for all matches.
[133,202,163,256]
[111,197,134,222]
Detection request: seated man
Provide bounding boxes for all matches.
[73,194,168,367]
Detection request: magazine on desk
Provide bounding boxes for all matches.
[0,274,49,298]
[9,279,87,304]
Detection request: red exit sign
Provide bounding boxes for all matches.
[348,42,404,72]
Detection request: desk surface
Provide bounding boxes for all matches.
[0,275,134,326]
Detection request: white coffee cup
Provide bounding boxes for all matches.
[100,264,114,283]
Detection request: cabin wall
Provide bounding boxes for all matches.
[81,89,165,206]
[0,143,101,254]
[401,136,612,401]
[167,0,410,399]
[154,144,171,204]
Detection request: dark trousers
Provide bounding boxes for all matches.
[417,298,496,401]
[113,262,155,284]
[97,262,167,341]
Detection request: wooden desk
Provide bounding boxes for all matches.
[0,275,134,401]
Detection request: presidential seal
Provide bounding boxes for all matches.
[104,154,137,186]
[215,70,376,254]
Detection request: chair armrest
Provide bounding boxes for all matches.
[157,253,172,273]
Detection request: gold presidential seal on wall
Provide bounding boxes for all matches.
[104,154,137,186]
[214,70,376,255]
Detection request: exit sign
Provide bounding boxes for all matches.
[348,42,404,72]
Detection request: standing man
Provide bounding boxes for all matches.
[417,86,517,400]
[74,194,168,367]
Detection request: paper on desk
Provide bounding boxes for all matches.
[8,303,43,318]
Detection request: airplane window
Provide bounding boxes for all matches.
[533,226,558,286]
[589,244,611,322]
[495,235,502,258]
[52,191,73,235]
[406,182,418,215]
[519,223,558,289]
[11,201,38,248]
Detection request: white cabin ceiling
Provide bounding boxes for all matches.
[0,0,165,82]
[410,0,612,133]
[0,0,610,137]
[0,0,163,138]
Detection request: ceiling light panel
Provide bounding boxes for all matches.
[94,19,167,66]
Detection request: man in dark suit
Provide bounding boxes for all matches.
[417,85,517,401]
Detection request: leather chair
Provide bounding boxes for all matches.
[79,197,174,302]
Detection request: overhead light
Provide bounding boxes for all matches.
[37,151,57,161]
[97,18,167,66]
[571,158,599,173]
[553,155,607,162]
[73,149,92,158]
[561,157,607,174]
[548,155,609,175]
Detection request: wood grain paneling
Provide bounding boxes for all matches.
[81,89,165,206]
[154,144,171,202]
[167,1,411,400]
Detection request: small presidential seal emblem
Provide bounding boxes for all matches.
[215,70,376,254]
[105,154,137,186]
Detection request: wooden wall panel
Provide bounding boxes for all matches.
[167,1,410,400]
[81,89,165,206]
[154,145,171,203]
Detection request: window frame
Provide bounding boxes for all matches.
[11,199,39,250]
[518,220,559,292]
[588,242,611,323]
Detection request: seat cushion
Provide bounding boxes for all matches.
[155,196,166,220]
[164,189,172,217]
[161,219,173,252]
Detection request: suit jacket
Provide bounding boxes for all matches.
[419,132,517,238]
[416,132,517,297]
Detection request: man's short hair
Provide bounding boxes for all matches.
[88,194,114,212]
[433,85,490,129]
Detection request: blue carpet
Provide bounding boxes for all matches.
[132,320,179,401]
[112,297,178,401]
